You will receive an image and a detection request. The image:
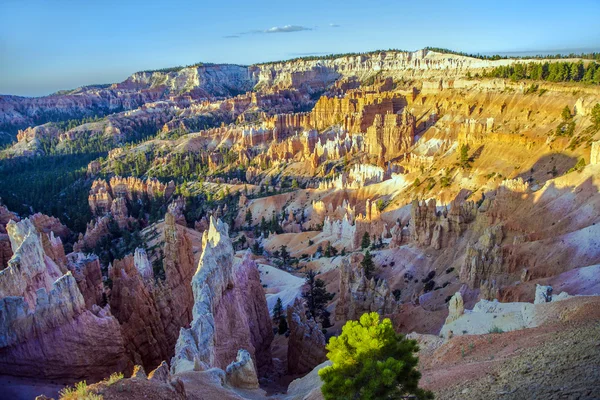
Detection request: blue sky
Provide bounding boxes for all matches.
[1,0,599,97]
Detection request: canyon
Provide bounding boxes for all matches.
[1,48,600,399]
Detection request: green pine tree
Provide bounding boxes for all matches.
[302,271,334,326]
[361,250,375,279]
[245,209,253,228]
[319,312,433,400]
[361,231,371,249]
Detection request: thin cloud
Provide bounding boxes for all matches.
[329,23,341,28]
[223,35,240,39]
[237,25,312,35]
[265,25,311,33]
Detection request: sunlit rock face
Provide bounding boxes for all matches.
[410,199,477,250]
[171,217,273,374]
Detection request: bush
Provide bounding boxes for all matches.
[524,84,539,94]
[59,381,102,400]
[488,326,504,334]
[106,372,124,385]
[567,158,586,173]
[319,312,433,400]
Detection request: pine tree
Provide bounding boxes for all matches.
[319,313,433,400]
[245,209,253,228]
[361,250,375,279]
[561,105,572,121]
[280,245,290,265]
[278,314,288,334]
[591,103,600,127]
[302,271,334,326]
[273,297,288,334]
[361,231,371,249]
[459,144,470,168]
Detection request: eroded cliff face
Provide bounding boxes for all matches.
[109,251,171,369]
[121,64,255,97]
[157,212,195,348]
[0,218,130,381]
[0,204,19,269]
[286,298,327,375]
[171,217,273,374]
[335,255,399,321]
[0,64,256,140]
[249,50,514,91]
[460,224,505,291]
[410,199,478,249]
[89,176,175,217]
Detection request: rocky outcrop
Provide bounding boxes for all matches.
[460,224,505,289]
[120,64,255,98]
[171,218,273,374]
[160,211,195,340]
[445,292,464,325]
[225,349,259,389]
[364,109,415,162]
[105,216,198,373]
[89,176,175,217]
[411,199,477,249]
[251,49,515,92]
[110,252,171,370]
[286,299,327,375]
[439,286,582,338]
[65,252,104,309]
[0,218,130,381]
[0,204,19,269]
[335,256,398,321]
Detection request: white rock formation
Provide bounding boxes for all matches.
[225,349,259,389]
[445,292,464,325]
[440,285,575,338]
[170,217,273,374]
[134,247,153,280]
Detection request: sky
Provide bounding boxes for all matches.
[1,0,599,97]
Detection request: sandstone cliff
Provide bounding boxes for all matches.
[410,199,477,249]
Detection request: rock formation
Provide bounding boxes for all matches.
[0,218,130,381]
[225,349,260,389]
[0,204,19,269]
[109,252,171,370]
[286,299,327,375]
[444,292,464,325]
[171,218,273,374]
[411,199,477,249]
[460,224,505,289]
[335,256,398,321]
[65,252,104,309]
[160,211,195,340]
